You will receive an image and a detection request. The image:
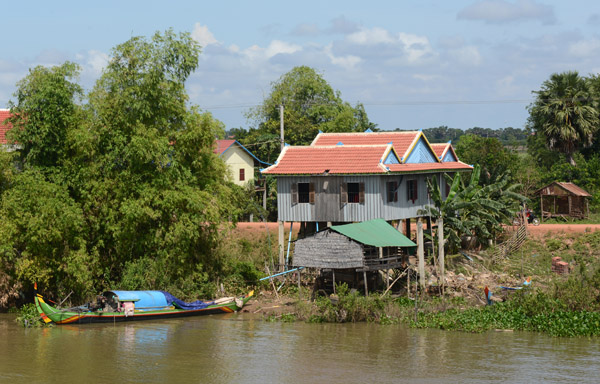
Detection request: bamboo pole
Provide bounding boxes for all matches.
[417,220,425,289]
[438,216,445,292]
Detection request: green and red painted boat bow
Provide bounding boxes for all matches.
[34,285,253,325]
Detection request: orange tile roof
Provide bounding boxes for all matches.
[262,145,390,174]
[262,144,472,175]
[0,109,11,145]
[386,161,472,173]
[214,139,236,155]
[430,142,458,161]
[430,143,449,158]
[311,131,420,157]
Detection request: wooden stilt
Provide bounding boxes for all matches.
[332,269,336,294]
[417,220,425,289]
[297,268,302,299]
[363,271,369,296]
[438,216,445,293]
[278,220,285,272]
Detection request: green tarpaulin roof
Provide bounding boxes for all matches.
[330,219,417,248]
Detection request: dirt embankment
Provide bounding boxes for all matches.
[524,223,600,237]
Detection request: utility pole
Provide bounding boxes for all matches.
[280,104,285,150]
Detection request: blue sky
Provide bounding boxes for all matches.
[2,0,600,132]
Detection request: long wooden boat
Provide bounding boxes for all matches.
[34,286,253,325]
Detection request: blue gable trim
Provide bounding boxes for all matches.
[404,136,437,164]
[443,150,457,162]
[220,140,272,166]
[384,150,400,164]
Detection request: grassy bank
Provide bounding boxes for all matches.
[262,230,600,337]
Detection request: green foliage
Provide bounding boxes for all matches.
[455,134,519,184]
[528,71,599,166]
[306,283,388,323]
[15,303,46,328]
[418,126,528,147]
[244,66,376,162]
[1,30,256,305]
[0,171,92,299]
[413,289,600,337]
[420,165,525,252]
[7,62,83,170]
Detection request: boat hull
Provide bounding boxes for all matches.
[35,291,252,325]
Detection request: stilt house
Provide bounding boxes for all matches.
[261,130,472,268]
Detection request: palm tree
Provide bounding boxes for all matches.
[528,71,599,166]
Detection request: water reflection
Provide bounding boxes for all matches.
[1,313,600,383]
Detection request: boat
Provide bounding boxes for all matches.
[34,285,253,325]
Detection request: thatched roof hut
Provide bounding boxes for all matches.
[293,219,416,271]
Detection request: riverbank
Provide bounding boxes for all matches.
[239,226,600,336]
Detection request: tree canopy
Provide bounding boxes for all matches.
[528,71,599,166]
[0,30,251,302]
[455,134,519,185]
[243,66,376,162]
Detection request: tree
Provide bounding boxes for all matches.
[7,62,83,171]
[0,170,92,298]
[1,30,253,301]
[245,66,376,161]
[455,134,519,184]
[528,71,599,166]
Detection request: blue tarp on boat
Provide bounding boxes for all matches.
[105,291,170,311]
[104,290,212,311]
[161,291,212,310]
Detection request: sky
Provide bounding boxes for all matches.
[1,0,600,132]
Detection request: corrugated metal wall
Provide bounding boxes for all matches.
[277,174,442,222]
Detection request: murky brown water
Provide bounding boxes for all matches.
[1,313,600,383]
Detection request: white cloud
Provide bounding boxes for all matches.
[398,32,434,63]
[458,0,556,25]
[192,23,220,47]
[242,40,302,63]
[324,44,361,69]
[449,46,482,66]
[568,38,600,58]
[347,27,395,45]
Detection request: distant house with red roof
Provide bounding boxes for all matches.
[261,130,471,224]
[0,109,14,150]
[214,139,270,186]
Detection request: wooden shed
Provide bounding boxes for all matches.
[536,182,591,220]
[293,219,416,293]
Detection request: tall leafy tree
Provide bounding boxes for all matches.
[7,62,83,171]
[245,66,376,161]
[528,71,599,166]
[1,31,252,301]
[455,134,519,184]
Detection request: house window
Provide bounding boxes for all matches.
[341,182,365,204]
[298,182,310,203]
[387,181,398,203]
[291,182,315,204]
[407,179,418,203]
[239,168,245,182]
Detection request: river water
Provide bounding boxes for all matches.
[2,313,600,383]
